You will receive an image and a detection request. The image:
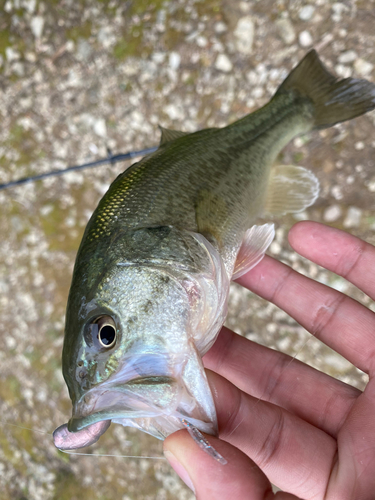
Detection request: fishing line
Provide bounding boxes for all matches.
[1,419,164,460]
[0,420,52,435]
[59,449,165,460]
[0,146,158,191]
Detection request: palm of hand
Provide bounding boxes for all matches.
[164,221,375,500]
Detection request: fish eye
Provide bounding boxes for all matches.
[95,316,117,349]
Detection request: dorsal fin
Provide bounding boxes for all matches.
[158,126,189,146]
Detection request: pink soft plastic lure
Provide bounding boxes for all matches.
[53,417,227,464]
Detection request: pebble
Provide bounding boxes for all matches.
[93,118,107,138]
[299,5,315,21]
[275,18,296,45]
[196,36,208,48]
[169,52,181,70]
[12,62,24,76]
[234,16,254,55]
[299,30,313,47]
[338,50,357,64]
[24,0,37,13]
[4,0,12,12]
[323,204,342,222]
[97,26,115,49]
[30,16,44,39]
[331,185,343,200]
[343,206,362,228]
[354,58,374,77]
[152,52,166,64]
[214,21,227,34]
[5,47,20,62]
[215,53,233,72]
[331,2,349,23]
[334,64,352,78]
[270,241,282,255]
[76,39,92,61]
[164,103,183,120]
[25,52,36,62]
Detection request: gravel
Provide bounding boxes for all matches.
[0,0,374,498]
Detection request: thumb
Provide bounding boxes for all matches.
[163,430,301,500]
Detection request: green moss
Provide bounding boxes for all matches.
[5,123,44,169]
[293,151,304,163]
[162,27,185,51]
[0,375,21,405]
[22,347,61,391]
[195,0,222,16]
[66,20,92,42]
[53,470,98,500]
[40,202,83,253]
[0,431,14,461]
[129,0,166,16]
[0,29,11,56]
[114,35,140,59]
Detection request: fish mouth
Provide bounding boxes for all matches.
[68,375,180,432]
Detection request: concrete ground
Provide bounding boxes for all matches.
[0,0,374,498]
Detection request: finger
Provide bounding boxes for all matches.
[237,255,375,374]
[164,430,301,500]
[204,326,360,437]
[207,370,336,499]
[327,377,375,499]
[289,221,375,301]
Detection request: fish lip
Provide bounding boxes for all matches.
[68,409,146,432]
[68,375,178,432]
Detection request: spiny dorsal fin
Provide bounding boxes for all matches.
[276,49,375,128]
[263,165,319,217]
[159,126,189,146]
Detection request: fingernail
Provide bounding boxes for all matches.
[164,450,195,493]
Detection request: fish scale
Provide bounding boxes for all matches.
[53,50,375,463]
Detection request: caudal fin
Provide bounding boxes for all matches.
[276,50,375,128]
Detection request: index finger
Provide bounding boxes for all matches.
[289,221,375,301]
[236,227,375,374]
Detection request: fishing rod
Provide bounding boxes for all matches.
[0,146,158,191]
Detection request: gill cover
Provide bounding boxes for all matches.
[62,227,229,443]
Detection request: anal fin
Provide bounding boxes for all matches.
[263,165,319,217]
[233,223,275,280]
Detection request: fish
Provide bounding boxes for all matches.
[53,50,375,457]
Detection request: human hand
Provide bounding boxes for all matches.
[164,221,375,500]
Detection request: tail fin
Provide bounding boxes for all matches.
[276,49,375,128]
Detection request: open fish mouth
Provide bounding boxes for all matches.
[68,375,180,432]
[58,342,218,448]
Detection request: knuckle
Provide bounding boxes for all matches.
[256,406,285,470]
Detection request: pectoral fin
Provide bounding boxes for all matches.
[232,223,275,280]
[263,165,319,217]
[159,126,189,145]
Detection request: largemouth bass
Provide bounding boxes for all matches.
[53,50,375,453]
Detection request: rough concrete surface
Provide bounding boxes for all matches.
[0,0,374,498]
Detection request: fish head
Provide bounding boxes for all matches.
[61,233,229,444]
